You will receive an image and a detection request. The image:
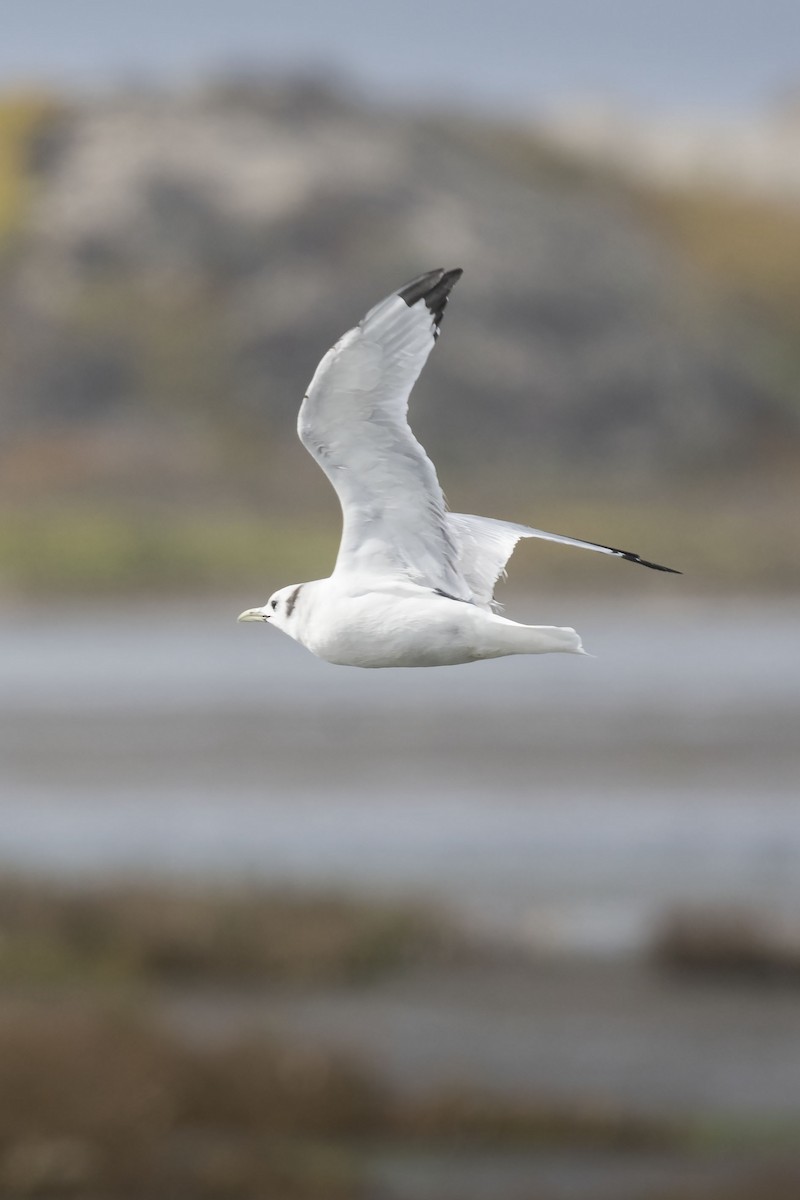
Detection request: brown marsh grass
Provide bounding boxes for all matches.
[0,1001,684,1198]
[0,877,451,988]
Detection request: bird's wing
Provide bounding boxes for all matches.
[448,513,680,610]
[298,268,470,595]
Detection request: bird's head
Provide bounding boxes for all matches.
[238,583,304,635]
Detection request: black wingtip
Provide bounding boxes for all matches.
[398,267,463,334]
[397,269,444,306]
[617,550,682,574]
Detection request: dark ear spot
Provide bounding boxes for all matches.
[285,585,302,618]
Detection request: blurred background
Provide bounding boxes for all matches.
[1,1,799,1197]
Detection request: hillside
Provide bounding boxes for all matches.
[0,77,798,592]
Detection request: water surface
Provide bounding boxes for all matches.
[1,594,798,949]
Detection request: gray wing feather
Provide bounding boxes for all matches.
[298,269,466,593]
[448,513,680,609]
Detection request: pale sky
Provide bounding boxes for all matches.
[2,0,799,116]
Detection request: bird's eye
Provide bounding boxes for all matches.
[270,599,278,611]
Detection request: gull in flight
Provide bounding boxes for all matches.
[239,269,678,667]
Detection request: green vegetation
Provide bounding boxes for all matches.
[0,91,59,246]
[0,485,797,597]
[0,508,337,595]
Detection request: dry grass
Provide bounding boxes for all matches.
[0,876,693,1195]
[0,878,793,1198]
[638,185,800,334]
[0,1000,794,1199]
[0,1002,686,1199]
[0,1004,367,1197]
[0,877,451,988]
[635,182,800,429]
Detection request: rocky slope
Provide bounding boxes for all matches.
[1,77,797,509]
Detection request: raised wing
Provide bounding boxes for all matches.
[448,513,680,610]
[298,268,469,594]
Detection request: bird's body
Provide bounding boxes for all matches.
[268,577,583,669]
[239,268,678,667]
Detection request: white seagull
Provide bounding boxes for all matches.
[239,268,678,667]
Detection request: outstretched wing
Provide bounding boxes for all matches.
[298,268,469,595]
[448,513,680,610]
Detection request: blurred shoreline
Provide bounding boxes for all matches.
[0,874,799,1199]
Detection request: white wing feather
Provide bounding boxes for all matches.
[298,269,468,595]
[298,268,678,604]
[448,513,680,610]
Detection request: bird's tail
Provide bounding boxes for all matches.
[486,618,587,657]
